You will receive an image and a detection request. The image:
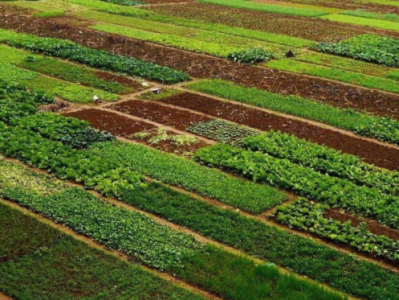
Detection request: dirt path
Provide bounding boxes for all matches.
[0,292,13,300]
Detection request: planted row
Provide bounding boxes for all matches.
[15,113,114,149]
[311,34,399,68]
[88,141,287,214]
[195,144,399,229]
[187,119,258,146]
[0,159,343,300]
[0,29,191,84]
[120,182,399,300]
[243,131,399,195]
[186,80,399,146]
[0,203,207,300]
[275,198,399,262]
[0,122,143,197]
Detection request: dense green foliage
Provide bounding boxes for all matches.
[275,198,399,261]
[0,203,207,300]
[312,34,399,67]
[15,113,114,149]
[228,48,275,64]
[243,131,399,195]
[266,58,399,94]
[0,29,190,84]
[195,144,399,229]
[187,80,399,145]
[0,81,53,122]
[88,141,287,214]
[121,182,399,300]
[100,0,145,6]
[188,119,258,145]
[0,123,143,197]
[0,160,343,300]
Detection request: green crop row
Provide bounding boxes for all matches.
[0,159,343,300]
[320,13,399,32]
[0,202,207,300]
[20,55,140,94]
[187,119,258,146]
[120,182,399,300]
[78,10,312,48]
[0,80,53,122]
[311,34,399,68]
[196,0,330,17]
[342,10,399,23]
[0,122,144,197]
[275,198,399,262]
[266,58,399,94]
[194,144,399,229]
[100,0,145,6]
[88,141,287,214]
[293,52,399,81]
[243,131,399,195]
[0,29,191,84]
[186,80,399,146]
[0,62,118,103]
[14,113,115,149]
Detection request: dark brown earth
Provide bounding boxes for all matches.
[325,209,399,241]
[94,70,145,94]
[146,2,399,41]
[110,100,214,131]
[1,12,399,120]
[64,108,207,154]
[160,92,399,171]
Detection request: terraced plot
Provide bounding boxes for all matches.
[1,1,399,300]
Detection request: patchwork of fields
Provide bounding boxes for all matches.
[1,0,399,299]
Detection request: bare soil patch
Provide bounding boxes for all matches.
[1,13,399,119]
[146,2,399,42]
[324,209,399,241]
[65,108,208,154]
[160,92,399,171]
[110,100,214,131]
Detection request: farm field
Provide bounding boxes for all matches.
[1,0,399,300]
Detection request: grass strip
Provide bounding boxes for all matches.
[0,28,190,84]
[243,131,399,195]
[294,52,399,80]
[19,55,140,94]
[120,181,399,300]
[0,201,207,300]
[311,34,399,68]
[275,198,399,262]
[186,79,399,146]
[196,0,330,17]
[266,58,399,94]
[0,159,344,300]
[343,9,399,23]
[195,144,399,230]
[88,141,287,214]
[90,23,253,58]
[320,13,399,31]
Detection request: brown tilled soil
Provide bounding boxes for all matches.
[64,108,207,154]
[255,0,399,14]
[159,92,399,171]
[2,13,399,120]
[65,108,156,135]
[324,209,399,241]
[110,100,214,131]
[146,2,399,41]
